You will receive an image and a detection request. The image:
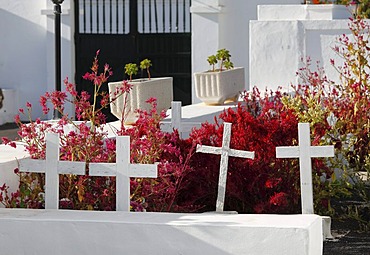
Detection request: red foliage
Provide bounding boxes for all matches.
[172,89,303,213]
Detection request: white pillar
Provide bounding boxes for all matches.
[191,0,223,104]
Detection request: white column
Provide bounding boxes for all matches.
[191,0,223,104]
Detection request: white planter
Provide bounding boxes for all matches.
[109,77,173,124]
[194,67,245,105]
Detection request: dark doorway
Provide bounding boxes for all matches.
[74,0,192,121]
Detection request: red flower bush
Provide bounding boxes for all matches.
[3,34,362,215]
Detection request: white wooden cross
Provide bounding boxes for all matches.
[19,134,158,211]
[161,101,201,137]
[276,123,334,214]
[18,133,86,209]
[196,122,255,212]
[89,136,158,211]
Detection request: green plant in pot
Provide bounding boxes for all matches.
[109,59,173,124]
[195,48,244,105]
[125,63,139,82]
[140,59,152,80]
[207,49,234,72]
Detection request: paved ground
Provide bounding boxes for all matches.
[0,122,19,141]
[0,123,369,254]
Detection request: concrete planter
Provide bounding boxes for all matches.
[109,77,173,124]
[194,67,244,105]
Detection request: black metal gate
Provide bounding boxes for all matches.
[74,0,191,121]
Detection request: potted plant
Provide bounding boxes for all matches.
[109,59,173,124]
[125,63,139,82]
[194,49,244,105]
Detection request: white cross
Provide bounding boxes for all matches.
[276,123,334,214]
[89,136,158,211]
[196,122,255,212]
[19,134,158,211]
[18,133,86,209]
[161,101,201,137]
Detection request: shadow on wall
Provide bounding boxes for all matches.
[0,89,3,109]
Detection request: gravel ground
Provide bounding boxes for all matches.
[324,220,370,254]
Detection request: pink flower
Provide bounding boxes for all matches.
[1,137,16,148]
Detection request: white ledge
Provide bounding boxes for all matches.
[190,5,223,14]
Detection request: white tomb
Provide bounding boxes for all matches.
[250,4,354,92]
[161,101,201,138]
[0,209,323,255]
[0,142,28,197]
[258,4,354,21]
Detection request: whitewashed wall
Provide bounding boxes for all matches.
[250,5,353,92]
[4,1,347,115]
[0,0,74,122]
[190,0,301,104]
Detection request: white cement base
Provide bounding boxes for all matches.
[163,102,238,123]
[0,209,323,255]
[0,143,29,196]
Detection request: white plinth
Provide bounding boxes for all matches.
[164,102,238,123]
[0,143,29,200]
[258,4,353,21]
[0,209,323,255]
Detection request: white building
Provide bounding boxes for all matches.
[1,0,355,124]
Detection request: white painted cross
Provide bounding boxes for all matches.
[18,133,86,209]
[196,122,255,212]
[89,136,158,211]
[161,101,201,137]
[19,134,158,211]
[276,123,334,214]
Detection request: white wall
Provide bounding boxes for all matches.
[190,0,301,104]
[250,5,352,92]
[4,1,346,114]
[0,0,74,122]
[0,1,47,121]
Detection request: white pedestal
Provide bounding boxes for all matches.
[258,4,353,21]
[250,5,351,92]
[0,209,323,255]
[0,143,29,202]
